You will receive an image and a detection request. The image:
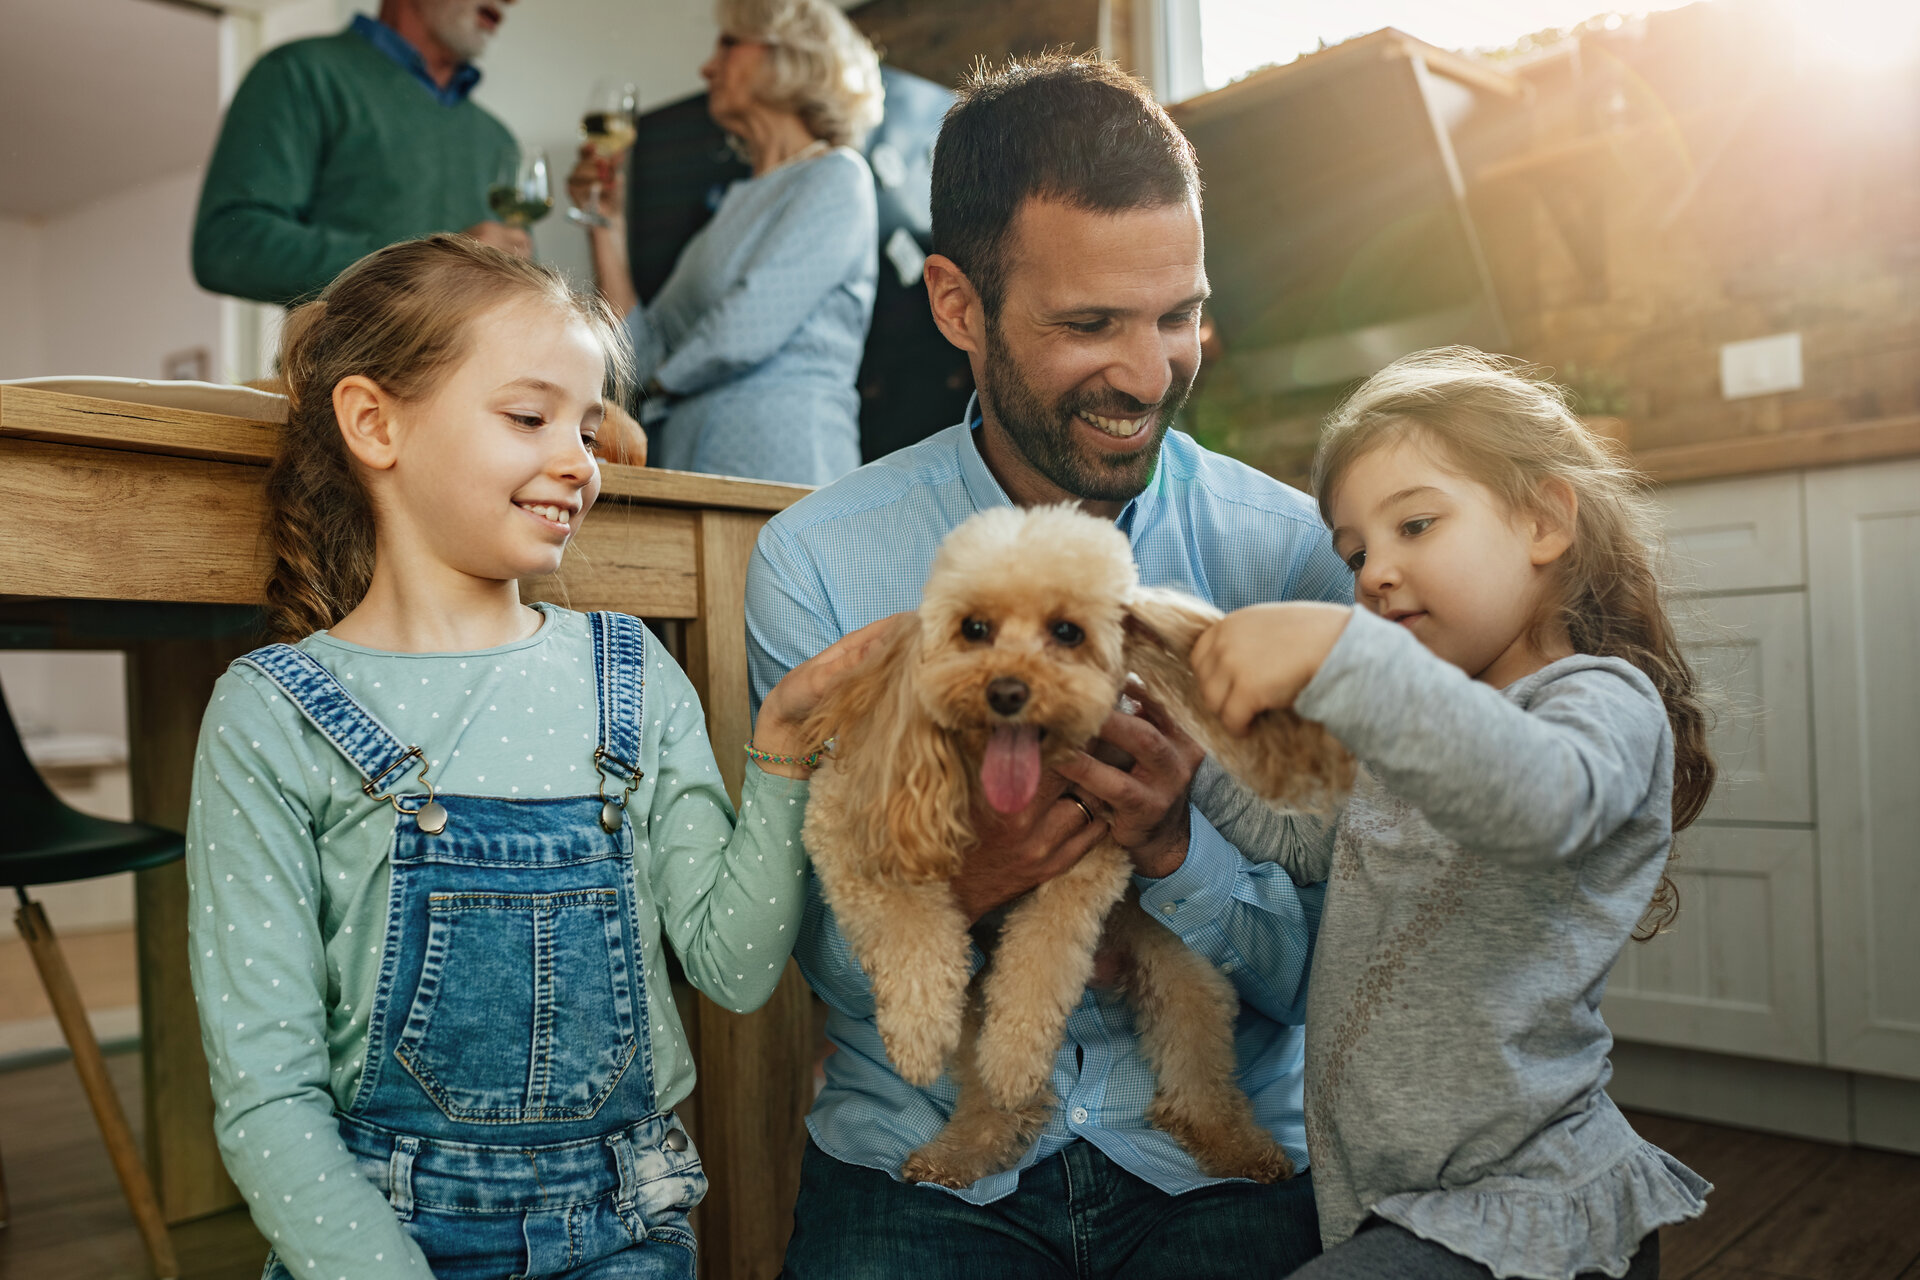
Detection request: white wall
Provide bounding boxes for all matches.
[33,168,221,379]
[0,215,47,379]
[471,0,717,284]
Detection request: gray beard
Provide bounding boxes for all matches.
[979,322,1187,505]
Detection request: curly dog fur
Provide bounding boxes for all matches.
[801,505,1353,1188]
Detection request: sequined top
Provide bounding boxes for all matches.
[1193,607,1709,1280]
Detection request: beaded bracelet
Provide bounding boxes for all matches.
[744,737,836,770]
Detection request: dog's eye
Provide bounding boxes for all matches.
[960,617,991,642]
[1050,620,1085,647]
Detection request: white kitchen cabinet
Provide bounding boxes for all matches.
[1806,458,1920,1081]
[1605,458,1920,1141]
[1680,591,1814,826]
[1659,471,1805,593]
[1602,826,1822,1063]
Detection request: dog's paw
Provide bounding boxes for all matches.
[1148,1099,1296,1184]
[900,1147,982,1189]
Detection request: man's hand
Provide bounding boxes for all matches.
[951,776,1109,925]
[1056,685,1204,880]
[462,220,533,258]
[1190,602,1351,735]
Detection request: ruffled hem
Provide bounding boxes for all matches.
[1370,1140,1711,1280]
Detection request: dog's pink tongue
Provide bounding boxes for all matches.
[981,724,1043,814]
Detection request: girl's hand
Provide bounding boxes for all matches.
[751,614,909,778]
[1190,602,1352,735]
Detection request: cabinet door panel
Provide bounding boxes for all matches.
[1603,826,1821,1063]
[1680,592,1813,825]
[1659,473,1805,593]
[1808,458,1920,1080]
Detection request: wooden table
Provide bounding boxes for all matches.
[0,385,813,1280]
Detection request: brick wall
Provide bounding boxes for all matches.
[1486,3,1920,453]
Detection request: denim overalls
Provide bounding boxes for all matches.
[239,613,705,1280]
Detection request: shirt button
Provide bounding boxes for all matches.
[1220,961,1236,975]
[1160,903,1176,916]
[1071,1107,1090,1125]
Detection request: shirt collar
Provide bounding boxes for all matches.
[350,13,482,105]
[957,391,1156,538]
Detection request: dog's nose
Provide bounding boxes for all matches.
[986,677,1030,717]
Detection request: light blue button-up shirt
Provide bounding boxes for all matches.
[744,409,1353,1203]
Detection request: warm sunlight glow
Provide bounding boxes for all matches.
[1783,0,1920,70]
[1197,0,1920,89]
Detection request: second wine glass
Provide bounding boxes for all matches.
[489,150,554,229]
[569,79,639,228]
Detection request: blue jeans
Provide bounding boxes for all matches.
[781,1139,1322,1279]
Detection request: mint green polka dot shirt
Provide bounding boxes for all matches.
[185,605,808,1276]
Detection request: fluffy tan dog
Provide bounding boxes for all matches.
[800,504,1353,1189]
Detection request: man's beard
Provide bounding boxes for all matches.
[980,320,1190,505]
[423,0,494,61]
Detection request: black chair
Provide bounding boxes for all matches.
[0,681,180,1278]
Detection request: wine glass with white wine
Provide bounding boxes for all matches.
[568,79,639,228]
[489,150,554,230]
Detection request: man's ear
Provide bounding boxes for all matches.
[332,374,399,471]
[1530,478,1578,567]
[923,253,986,360]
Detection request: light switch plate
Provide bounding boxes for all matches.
[1721,332,1804,400]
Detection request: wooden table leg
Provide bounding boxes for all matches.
[683,509,812,1280]
[128,634,251,1224]
[18,894,180,1278]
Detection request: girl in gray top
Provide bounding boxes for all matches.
[1188,348,1714,1280]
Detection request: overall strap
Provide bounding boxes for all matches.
[589,613,648,821]
[234,643,418,792]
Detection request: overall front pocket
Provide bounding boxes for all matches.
[396,889,639,1123]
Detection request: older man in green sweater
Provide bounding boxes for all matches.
[193,0,528,306]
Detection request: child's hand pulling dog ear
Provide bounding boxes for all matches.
[1191,602,1353,735]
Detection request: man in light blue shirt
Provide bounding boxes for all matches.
[747,53,1350,1279]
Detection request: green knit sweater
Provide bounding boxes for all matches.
[192,27,516,306]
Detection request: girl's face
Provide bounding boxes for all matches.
[378,298,607,586]
[1327,431,1572,688]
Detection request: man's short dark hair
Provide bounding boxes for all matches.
[931,52,1201,318]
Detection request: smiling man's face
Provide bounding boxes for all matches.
[419,0,511,62]
[974,195,1207,508]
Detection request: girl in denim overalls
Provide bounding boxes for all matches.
[186,236,873,1279]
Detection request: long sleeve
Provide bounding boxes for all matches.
[644,660,807,1013]
[186,673,428,1279]
[1132,809,1323,1023]
[1188,757,1338,886]
[638,153,876,396]
[192,49,385,304]
[1296,607,1669,866]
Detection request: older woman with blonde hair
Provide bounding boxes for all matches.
[573,0,883,484]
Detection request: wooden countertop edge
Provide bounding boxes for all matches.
[1634,413,1920,484]
[0,385,811,513]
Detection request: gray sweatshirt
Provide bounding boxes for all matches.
[1192,606,1709,1280]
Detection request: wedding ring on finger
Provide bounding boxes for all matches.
[1065,795,1096,827]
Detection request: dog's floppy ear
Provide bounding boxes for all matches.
[801,615,973,882]
[1123,586,1354,813]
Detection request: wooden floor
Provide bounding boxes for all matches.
[0,926,138,1023]
[0,1048,1916,1278]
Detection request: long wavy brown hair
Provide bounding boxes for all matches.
[262,234,630,643]
[1312,346,1714,939]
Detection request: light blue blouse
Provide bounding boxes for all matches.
[629,145,877,485]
